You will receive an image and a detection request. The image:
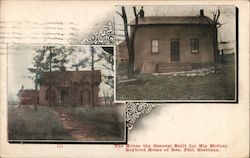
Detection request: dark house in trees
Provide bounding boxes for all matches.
[128,10,217,73]
[39,69,101,106]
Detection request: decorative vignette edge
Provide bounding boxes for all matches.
[84,22,115,45]
[126,102,156,131]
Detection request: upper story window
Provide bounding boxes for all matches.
[151,39,159,54]
[191,39,199,54]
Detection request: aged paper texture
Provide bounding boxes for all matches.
[0,0,249,158]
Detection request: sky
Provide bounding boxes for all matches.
[115,5,236,52]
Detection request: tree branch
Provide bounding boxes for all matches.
[133,6,138,25]
[215,9,220,22]
[116,11,123,18]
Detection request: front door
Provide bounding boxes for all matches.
[80,90,91,106]
[170,39,180,62]
[61,90,69,105]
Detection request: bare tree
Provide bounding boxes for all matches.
[212,8,222,62]
[116,6,139,79]
[99,47,114,89]
[99,47,114,106]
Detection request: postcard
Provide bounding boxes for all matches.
[0,0,249,158]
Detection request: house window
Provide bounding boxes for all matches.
[191,39,199,54]
[151,39,159,54]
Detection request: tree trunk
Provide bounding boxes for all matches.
[49,47,52,106]
[120,6,139,79]
[127,7,139,79]
[91,47,95,108]
[120,7,133,79]
[215,27,219,62]
[34,73,38,110]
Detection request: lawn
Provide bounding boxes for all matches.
[8,105,73,140]
[8,104,126,141]
[116,54,236,101]
[64,104,125,141]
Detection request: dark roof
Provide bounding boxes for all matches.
[17,90,37,97]
[40,70,102,85]
[129,16,215,26]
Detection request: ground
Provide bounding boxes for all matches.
[8,104,125,142]
[116,54,236,101]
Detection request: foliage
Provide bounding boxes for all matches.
[28,46,76,88]
[48,46,75,71]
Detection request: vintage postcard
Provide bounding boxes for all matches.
[0,0,249,158]
[115,5,237,103]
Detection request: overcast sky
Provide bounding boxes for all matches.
[115,5,236,49]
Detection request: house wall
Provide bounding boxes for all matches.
[19,96,37,105]
[133,25,215,70]
[116,42,129,63]
[39,85,58,105]
[39,83,99,106]
[71,83,100,106]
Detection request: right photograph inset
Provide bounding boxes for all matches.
[115,5,237,102]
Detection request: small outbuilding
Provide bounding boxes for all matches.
[17,89,38,105]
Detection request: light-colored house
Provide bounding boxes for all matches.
[128,10,217,73]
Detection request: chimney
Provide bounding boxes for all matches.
[200,9,204,17]
[61,66,66,72]
[139,6,144,18]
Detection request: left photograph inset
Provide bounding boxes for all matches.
[7,45,126,143]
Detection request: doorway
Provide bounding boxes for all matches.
[80,89,91,106]
[170,39,180,62]
[60,90,69,105]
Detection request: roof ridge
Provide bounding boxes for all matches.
[42,70,101,73]
[143,16,200,18]
[129,16,215,25]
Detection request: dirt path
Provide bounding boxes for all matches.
[54,107,98,141]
